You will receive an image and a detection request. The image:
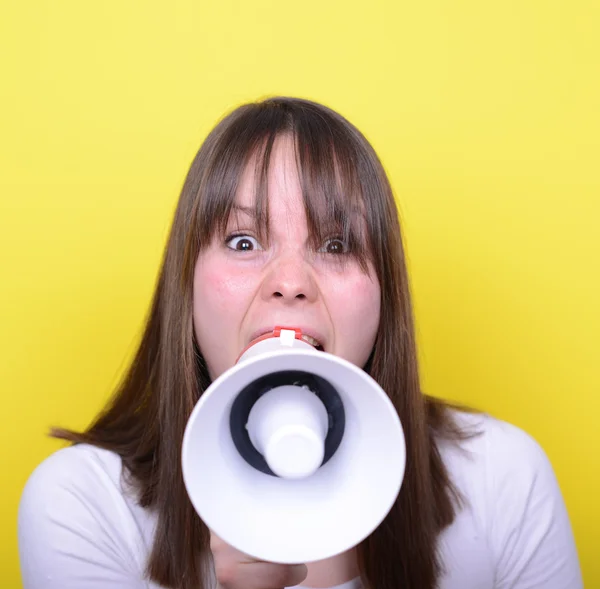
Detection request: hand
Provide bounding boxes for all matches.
[210,532,308,589]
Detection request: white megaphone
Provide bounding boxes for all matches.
[182,327,406,564]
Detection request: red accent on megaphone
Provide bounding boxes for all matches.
[235,327,304,364]
[273,326,303,340]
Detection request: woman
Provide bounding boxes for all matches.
[18,97,582,589]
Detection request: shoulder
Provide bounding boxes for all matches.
[439,410,583,589]
[22,443,126,495]
[440,410,550,481]
[18,444,155,588]
[19,443,135,522]
[18,442,150,534]
[439,410,564,521]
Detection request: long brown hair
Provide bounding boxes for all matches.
[53,97,470,589]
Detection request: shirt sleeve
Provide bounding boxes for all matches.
[486,420,583,589]
[18,446,150,589]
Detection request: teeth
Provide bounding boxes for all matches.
[301,335,322,349]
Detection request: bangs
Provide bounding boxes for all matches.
[293,121,371,269]
[191,99,378,271]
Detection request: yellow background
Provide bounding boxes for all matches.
[1,0,598,586]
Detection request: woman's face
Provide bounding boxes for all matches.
[192,136,381,380]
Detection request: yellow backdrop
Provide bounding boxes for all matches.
[1,0,598,586]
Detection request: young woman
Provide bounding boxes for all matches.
[18,97,583,589]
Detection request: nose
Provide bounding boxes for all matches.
[260,250,318,304]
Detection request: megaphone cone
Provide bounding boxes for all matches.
[182,328,406,564]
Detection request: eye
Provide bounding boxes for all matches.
[225,234,262,252]
[319,237,348,255]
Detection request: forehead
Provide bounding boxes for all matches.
[235,135,303,214]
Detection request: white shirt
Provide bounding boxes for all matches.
[17,412,583,588]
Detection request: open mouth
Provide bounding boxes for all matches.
[245,327,326,354]
[301,334,325,351]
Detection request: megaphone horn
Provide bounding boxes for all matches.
[182,328,406,564]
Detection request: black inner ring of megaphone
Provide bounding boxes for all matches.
[229,370,345,477]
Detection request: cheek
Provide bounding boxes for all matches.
[327,273,381,345]
[353,282,380,337]
[195,261,254,318]
[331,272,380,315]
[192,258,257,375]
[199,273,238,311]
